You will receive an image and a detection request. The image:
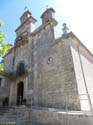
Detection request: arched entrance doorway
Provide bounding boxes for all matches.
[16,82,24,105]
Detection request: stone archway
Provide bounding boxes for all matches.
[16,82,24,105]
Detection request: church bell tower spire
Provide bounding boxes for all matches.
[15,8,37,45]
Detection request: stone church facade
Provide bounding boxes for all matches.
[0,7,93,115]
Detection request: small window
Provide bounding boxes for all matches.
[46,19,49,22]
[16,62,25,76]
[0,78,2,87]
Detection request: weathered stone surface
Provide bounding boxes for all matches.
[0,75,10,106]
[32,38,80,110]
[30,109,93,125]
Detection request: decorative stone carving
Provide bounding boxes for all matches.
[47,57,53,64]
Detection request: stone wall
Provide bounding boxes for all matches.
[80,50,93,109]
[0,75,10,106]
[32,26,80,110]
[32,24,55,106]
[13,43,30,72]
[14,107,93,125]
[71,43,93,111]
[4,52,14,73]
[30,109,93,125]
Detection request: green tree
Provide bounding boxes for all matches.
[0,21,11,72]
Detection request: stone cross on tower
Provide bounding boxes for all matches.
[62,23,69,36]
[24,6,28,12]
[46,5,49,9]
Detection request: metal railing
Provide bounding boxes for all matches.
[16,96,23,105]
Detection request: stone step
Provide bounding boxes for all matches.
[0,116,24,120]
[0,106,15,109]
[0,114,23,118]
[0,106,30,124]
[0,107,15,114]
[0,118,30,123]
[0,115,28,121]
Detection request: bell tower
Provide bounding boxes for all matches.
[41,8,56,25]
[15,10,37,45]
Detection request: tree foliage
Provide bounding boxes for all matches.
[0,21,11,72]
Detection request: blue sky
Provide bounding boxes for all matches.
[0,0,93,53]
[0,0,52,43]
